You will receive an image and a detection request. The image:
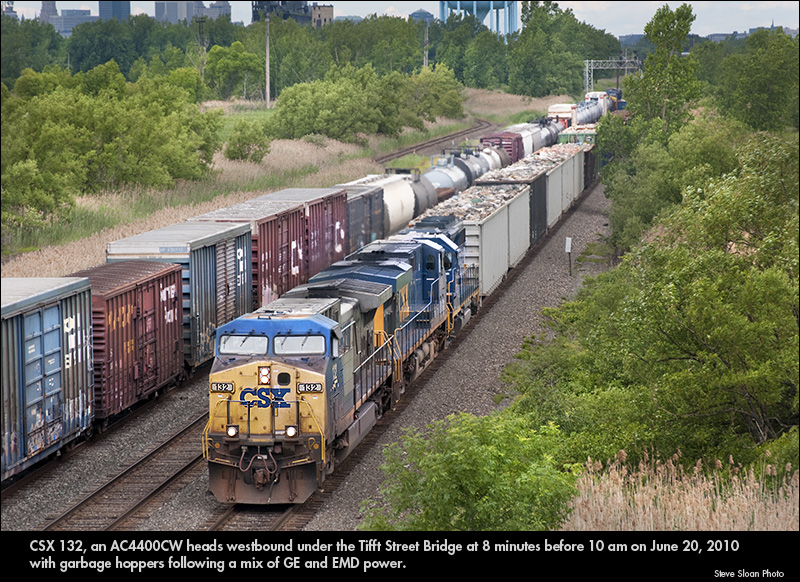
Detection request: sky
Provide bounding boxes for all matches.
[8,1,800,37]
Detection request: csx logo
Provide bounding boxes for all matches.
[240,387,290,408]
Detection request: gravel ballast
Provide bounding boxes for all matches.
[1,182,610,532]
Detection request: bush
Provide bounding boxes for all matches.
[224,119,271,162]
[360,413,575,531]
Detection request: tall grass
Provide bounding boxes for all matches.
[563,451,799,531]
[5,89,579,264]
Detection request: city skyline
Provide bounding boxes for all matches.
[7,1,800,38]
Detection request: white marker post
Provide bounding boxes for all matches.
[565,237,573,276]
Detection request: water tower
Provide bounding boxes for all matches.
[438,1,519,36]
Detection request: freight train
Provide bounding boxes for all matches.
[202,138,601,504]
[2,93,607,485]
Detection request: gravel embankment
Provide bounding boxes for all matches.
[1,182,610,532]
[304,182,611,531]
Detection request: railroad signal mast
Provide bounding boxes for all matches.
[584,50,642,93]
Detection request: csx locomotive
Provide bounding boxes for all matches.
[203,225,479,504]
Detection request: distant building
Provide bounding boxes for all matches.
[707,31,748,42]
[706,23,797,43]
[37,2,98,36]
[39,0,57,23]
[252,1,310,25]
[204,1,232,20]
[155,1,205,24]
[618,34,646,46]
[2,1,19,19]
[411,9,434,24]
[99,1,130,21]
[252,1,332,28]
[311,3,333,28]
[51,9,99,36]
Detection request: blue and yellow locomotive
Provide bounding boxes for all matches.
[203,223,479,504]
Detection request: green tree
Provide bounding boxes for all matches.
[507,2,616,97]
[463,29,508,89]
[404,64,465,122]
[224,119,271,162]
[360,413,575,531]
[1,62,223,231]
[1,14,64,88]
[624,3,700,135]
[436,14,485,81]
[205,41,262,99]
[267,63,464,143]
[67,17,137,76]
[716,28,799,131]
[598,112,748,252]
[505,133,799,465]
[264,18,333,99]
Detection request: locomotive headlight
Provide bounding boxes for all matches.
[285,425,298,438]
[226,424,239,438]
[258,366,271,385]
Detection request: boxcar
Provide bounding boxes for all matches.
[255,188,349,280]
[105,221,252,371]
[68,261,184,420]
[481,132,525,164]
[2,278,94,481]
[188,199,305,308]
[336,183,385,255]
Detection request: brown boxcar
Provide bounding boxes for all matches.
[188,199,305,308]
[480,132,525,164]
[70,261,184,420]
[256,188,349,279]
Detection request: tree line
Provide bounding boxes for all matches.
[1,3,620,100]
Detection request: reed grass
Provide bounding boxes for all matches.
[462,87,573,122]
[562,451,799,531]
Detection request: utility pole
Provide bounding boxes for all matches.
[423,22,429,68]
[265,14,271,107]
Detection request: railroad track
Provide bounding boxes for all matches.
[205,504,295,531]
[373,118,494,165]
[254,184,598,532]
[41,414,208,531]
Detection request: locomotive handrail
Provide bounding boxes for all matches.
[353,332,395,408]
[203,397,231,459]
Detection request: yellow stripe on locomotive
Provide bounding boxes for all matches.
[208,361,327,448]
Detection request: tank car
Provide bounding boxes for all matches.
[342,172,436,238]
[203,228,479,504]
[425,157,470,195]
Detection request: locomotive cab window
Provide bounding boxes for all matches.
[218,334,268,355]
[273,335,326,356]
